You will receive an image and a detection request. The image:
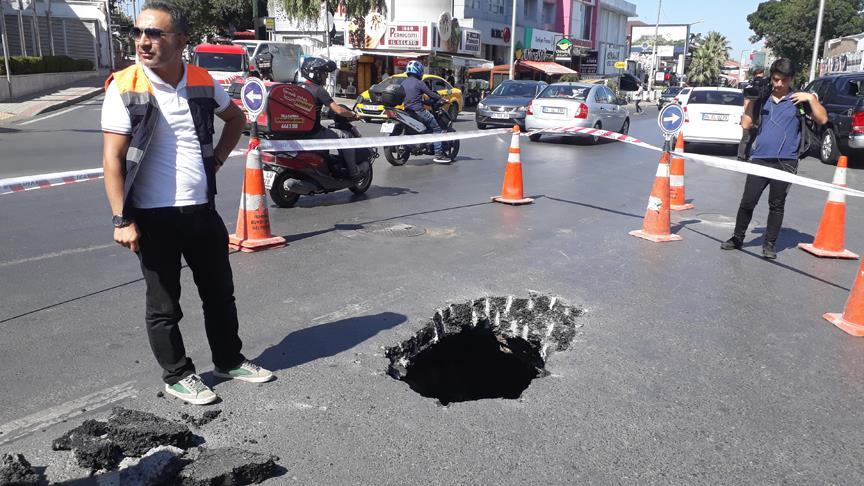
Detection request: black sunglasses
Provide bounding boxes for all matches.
[129,27,180,41]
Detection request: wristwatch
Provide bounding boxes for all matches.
[112,214,132,228]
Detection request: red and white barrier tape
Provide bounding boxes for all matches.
[0,168,104,195]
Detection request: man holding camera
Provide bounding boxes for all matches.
[721,58,827,259]
[737,68,764,161]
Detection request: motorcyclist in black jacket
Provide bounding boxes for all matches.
[401,60,450,163]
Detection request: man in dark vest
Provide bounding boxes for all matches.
[101,1,273,405]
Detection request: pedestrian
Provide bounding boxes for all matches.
[634,83,643,113]
[721,59,827,259]
[446,69,455,85]
[101,1,274,406]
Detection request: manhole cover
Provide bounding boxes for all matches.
[386,293,584,406]
[695,213,762,228]
[356,222,426,237]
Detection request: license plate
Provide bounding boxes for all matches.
[492,113,511,119]
[542,106,565,114]
[380,122,396,134]
[365,104,383,111]
[702,113,729,121]
[263,170,276,190]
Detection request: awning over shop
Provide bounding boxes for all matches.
[431,53,494,68]
[519,61,577,75]
[326,45,364,62]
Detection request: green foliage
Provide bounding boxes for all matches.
[687,31,730,86]
[277,0,388,23]
[748,0,864,73]
[558,73,581,82]
[0,56,94,76]
[168,0,253,41]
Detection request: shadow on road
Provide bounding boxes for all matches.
[542,195,643,219]
[284,185,418,209]
[250,312,407,371]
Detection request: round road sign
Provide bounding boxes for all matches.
[241,78,267,117]
[657,103,684,136]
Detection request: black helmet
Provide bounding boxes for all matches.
[301,56,337,84]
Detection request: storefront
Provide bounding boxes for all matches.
[431,13,489,88]
[461,18,525,67]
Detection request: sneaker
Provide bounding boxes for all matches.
[762,242,777,259]
[165,374,217,405]
[432,154,452,163]
[213,360,274,383]
[720,236,743,250]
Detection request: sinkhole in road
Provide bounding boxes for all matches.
[386,294,583,406]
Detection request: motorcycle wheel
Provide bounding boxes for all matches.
[384,144,410,166]
[269,171,301,208]
[441,128,460,162]
[349,165,373,194]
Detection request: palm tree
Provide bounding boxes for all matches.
[687,31,730,86]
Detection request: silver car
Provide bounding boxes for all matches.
[525,83,630,144]
[475,80,547,130]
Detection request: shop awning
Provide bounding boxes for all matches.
[431,53,494,68]
[519,61,577,75]
[359,50,429,58]
[327,45,364,62]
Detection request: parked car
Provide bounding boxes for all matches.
[681,87,744,147]
[475,80,547,130]
[674,86,692,105]
[192,43,248,89]
[805,72,864,164]
[525,83,630,144]
[658,86,683,109]
[355,73,464,121]
[233,40,303,83]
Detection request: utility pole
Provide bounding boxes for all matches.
[809,0,826,82]
[104,0,114,70]
[1,3,13,99]
[47,0,55,56]
[17,0,27,57]
[30,0,42,57]
[646,0,662,96]
[508,0,516,80]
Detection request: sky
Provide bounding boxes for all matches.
[629,0,765,64]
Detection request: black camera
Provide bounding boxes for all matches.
[744,76,770,100]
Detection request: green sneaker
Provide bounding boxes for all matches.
[165,374,218,405]
[213,360,274,383]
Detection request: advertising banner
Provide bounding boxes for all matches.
[629,25,689,58]
[523,27,558,52]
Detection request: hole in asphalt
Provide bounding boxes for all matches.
[386,294,583,406]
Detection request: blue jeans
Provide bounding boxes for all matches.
[414,109,442,154]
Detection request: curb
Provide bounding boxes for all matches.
[2,86,105,123]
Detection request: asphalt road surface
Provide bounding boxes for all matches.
[2,101,864,483]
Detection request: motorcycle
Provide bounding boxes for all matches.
[370,84,460,166]
[257,84,377,208]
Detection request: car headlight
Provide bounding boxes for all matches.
[477,101,487,110]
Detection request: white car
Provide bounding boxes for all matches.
[525,83,630,144]
[682,87,744,146]
[674,87,692,105]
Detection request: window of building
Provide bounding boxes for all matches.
[467,0,482,10]
[542,3,556,25]
[525,0,537,20]
[489,0,505,15]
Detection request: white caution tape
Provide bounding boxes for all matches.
[259,127,513,152]
[0,168,104,196]
[532,126,864,199]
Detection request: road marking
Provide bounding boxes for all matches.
[312,287,406,322]
[0,243,116,268]
[0,381,137,446]
[16,105,85,126]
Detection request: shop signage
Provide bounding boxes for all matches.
[491,27,511,43]
[264,17,275,31]
[523,28,557,52]
[520,48,552,62]
[555,38,574,61]
[346,16,432,51]
[604,47,620,70]
[434,11,482,56]
[458,30,482,56]
[580,50,598,74]
[614,61,627,69]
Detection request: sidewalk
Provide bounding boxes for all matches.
[0,75,105,122]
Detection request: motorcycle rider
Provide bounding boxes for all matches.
[401,60,450,163]
[300,56,363,182]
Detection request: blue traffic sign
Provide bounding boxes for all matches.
[241,78,267,116]
[657,103,684,136]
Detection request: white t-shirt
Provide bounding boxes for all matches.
[101,64,231,209]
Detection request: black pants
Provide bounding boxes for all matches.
[134,206,245,385]
[635,99,642,113]
[732,159,799,244]
[312,127,358,175]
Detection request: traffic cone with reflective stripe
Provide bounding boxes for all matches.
[228,138,287,253]
[492,125,533,205]
[670,132,694,211]
[798,156,859,259]
[629,151,682,242]
[824,259,864,336]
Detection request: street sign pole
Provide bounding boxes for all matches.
[657,103,684,152]
[241,78,267,141]
[0,5,13,98]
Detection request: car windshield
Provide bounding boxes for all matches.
[663,87,682,95]
[242,46,254,58]
[688,90,744,105]
[539,85,590,100]
[491,83,537,97]
[194,52,243,72]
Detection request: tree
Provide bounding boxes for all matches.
[748,0,864,76]
[687,31,730,86]
[278,0,387,23]
[170,0,252,41]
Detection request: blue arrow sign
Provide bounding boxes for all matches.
[657,103,684,136]
[241,78,267,116]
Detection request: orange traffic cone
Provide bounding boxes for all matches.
[798,156,859,259]
[824,259,864,336]
[228,139,287,253]
[670,132,694,211]
[629,152,682,242]
[492,125,533,205]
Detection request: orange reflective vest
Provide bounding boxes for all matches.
[105,64,220,217]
